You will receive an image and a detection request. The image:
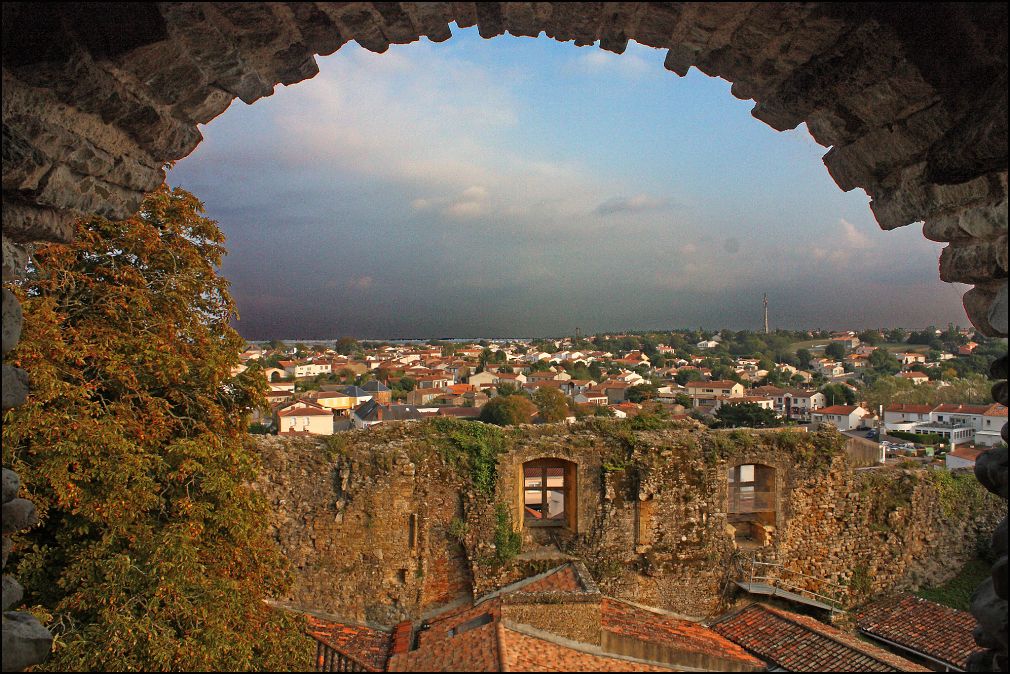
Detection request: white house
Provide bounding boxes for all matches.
[811,405,869,431]
[977,405,1008,446]
[812,358,844,377]
[884,403,935,431]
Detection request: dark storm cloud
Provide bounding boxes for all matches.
[167,33,967,339]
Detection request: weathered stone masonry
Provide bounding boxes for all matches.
[251,423,1004,623]
[2,3,1007,670]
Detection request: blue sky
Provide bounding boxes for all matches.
[168,25,968,339]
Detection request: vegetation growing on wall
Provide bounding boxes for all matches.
[929,469,994,519]
[492,502,522,565]
[428,418,511,495]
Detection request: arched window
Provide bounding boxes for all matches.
[522,459,575,529]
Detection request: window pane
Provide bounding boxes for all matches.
[546,488,565,520]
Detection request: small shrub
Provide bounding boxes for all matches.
[447,517,468,542]
[493,502,522,565]
[849,564,872,595]
[321,434,348,461]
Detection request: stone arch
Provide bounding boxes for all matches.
[2,3,1006,671]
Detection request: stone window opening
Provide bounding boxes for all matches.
[522,459,576,530]
[728,464,777,548]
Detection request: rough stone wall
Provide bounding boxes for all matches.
[251,430,472,625]
[2,2,1006,669]
[250,423,1004,625]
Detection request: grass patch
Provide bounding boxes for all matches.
[916,558,991,611]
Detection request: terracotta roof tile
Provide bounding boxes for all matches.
[602,599,763,669]
[500,626,674,672]
[519,566,583,593]
[306,616,392,672]
[388,620,500,672]
[855,595,978,670]
[711,603,929,672]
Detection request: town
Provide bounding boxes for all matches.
[235,326,1007,472]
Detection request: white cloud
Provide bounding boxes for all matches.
[571,45,653,78]
[839,218,872,249]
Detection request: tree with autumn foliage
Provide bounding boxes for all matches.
[2,184,313,671]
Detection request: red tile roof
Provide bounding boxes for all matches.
[388,620,500,672]
[277,403,333,417]
[814,405,860,415]
[519,565,582,593]
[602,599,763,669]
[933,403,992,415]
[306,616,392,672]
[948,446,990,463]
[885,403,935,414]
[855,595,978,670]
[500,626,674,672]
[711,603,929,672]
[985,404,1008,417]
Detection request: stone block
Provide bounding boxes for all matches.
[1,499,38,535]
[1,611,52,672]
[1,365,29,410]
[1,290,23,356]
[2,469,19,504]
[2,575,24,612]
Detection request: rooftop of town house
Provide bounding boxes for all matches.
[813,405,862,415]
[310,562,765,672]
[884,403,937,414]
[854,594,978,671]
[711,603,929,672]
[932,403,997,415]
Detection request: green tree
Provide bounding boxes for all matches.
[824,341,847,360]
[796,348,813,368]
[858,330,881,345]
[713,403,780,428]
[675,368,704,385]
[627,383,658,403]
[820,383,857,406]
[869,348,901,374]
[533,387,570,422]
[3,185,312,671]
[334,336,359,355]
[479,395,537,426]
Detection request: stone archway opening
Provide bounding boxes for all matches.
[2,3,1006,672]
[727,463,777,548]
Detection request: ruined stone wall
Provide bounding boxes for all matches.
[251,429,472,625]
[251,421,1004,625]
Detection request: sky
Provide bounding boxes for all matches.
[167,25,969,340]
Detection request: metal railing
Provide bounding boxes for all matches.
[742,555,848,612]
[728,490,776,514]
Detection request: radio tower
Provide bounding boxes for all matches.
[763,294,769,334]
